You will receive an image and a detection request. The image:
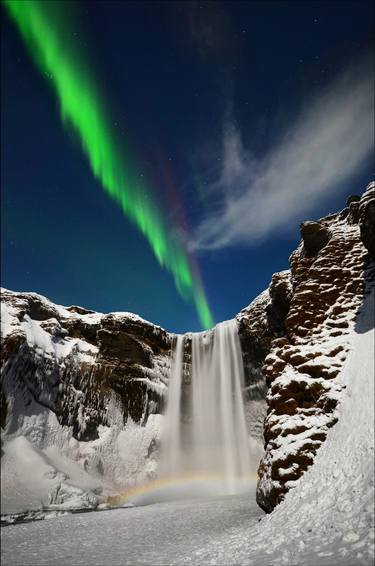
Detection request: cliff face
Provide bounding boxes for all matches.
[1,291,171,442]
[236,270,292,401]
[0,293,176,513]
[0,289,270,444]
[256,182,375,512]
[0,285,268,514]
[359,181,375,259]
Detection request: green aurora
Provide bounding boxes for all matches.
[4,0,213,329]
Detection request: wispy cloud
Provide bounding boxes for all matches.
[191,59,374,251]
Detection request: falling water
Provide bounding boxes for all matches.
[160,319,251,494]
[161,334,185,478]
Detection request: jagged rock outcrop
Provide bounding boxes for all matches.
[300,221,331,257]
[266,271,293,334]
[359,181,375,259]
[236,291,271,399]
[236,270,293,400]
[256,185,374,513]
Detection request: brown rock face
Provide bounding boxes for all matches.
[346,195,361,206]
[97,329,152,366]
[236,272,292,398]
[266,271,292,334]
[359,181,375,259]
[237,292,272,399]
[256,188,371,513]
[300,221,330,257]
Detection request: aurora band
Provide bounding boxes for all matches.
[4,0,213,329]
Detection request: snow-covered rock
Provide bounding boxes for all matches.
[1,288,170,439]
[257,183,374,512]
[0,281,269,516]
[359,180,375,259]
[0,291,172,514]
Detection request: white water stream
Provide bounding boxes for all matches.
[160,319,252,493]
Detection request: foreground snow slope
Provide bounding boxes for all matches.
[1,487,263,566]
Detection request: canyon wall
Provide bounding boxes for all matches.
[256,181,375,512]
[1,181,374,515]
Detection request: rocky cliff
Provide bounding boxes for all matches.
[0,293,175,514]
[0,282,268,514]
[256,181,375,512]
[1,291,171,441]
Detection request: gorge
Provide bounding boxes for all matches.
[1,182,374,566]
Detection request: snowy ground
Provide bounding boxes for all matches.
[1,487,263,566]
[0,399,164,515]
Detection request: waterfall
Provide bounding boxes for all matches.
[160,319,251,494]
[160,334,185,478]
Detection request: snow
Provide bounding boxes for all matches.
[135,375,168,397]
[104,311,165,331]
[21,314,98,361]
[1,435,101,514]
[1,486,263,565]
[0,287,166,336]
[0,302,19,338]
[1,389,163,515]
[1,287,172,518]
[1,299,98,364]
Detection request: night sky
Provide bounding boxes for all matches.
[1,1,374,332]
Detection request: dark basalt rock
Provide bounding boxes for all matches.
[0,388,7,429]
[347,200,361,224]
[0,289,170,441]
[266,271,292,334]
[0,291,60,323]
[100,313,170,355]
[97,329,152,366]
[62,317,99,345]
[66,305,96,315]
[1,332,26,363]
[300,221,330,257]
[237,292,273,399]
[359,181,375,259]
[346,194,361,207]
